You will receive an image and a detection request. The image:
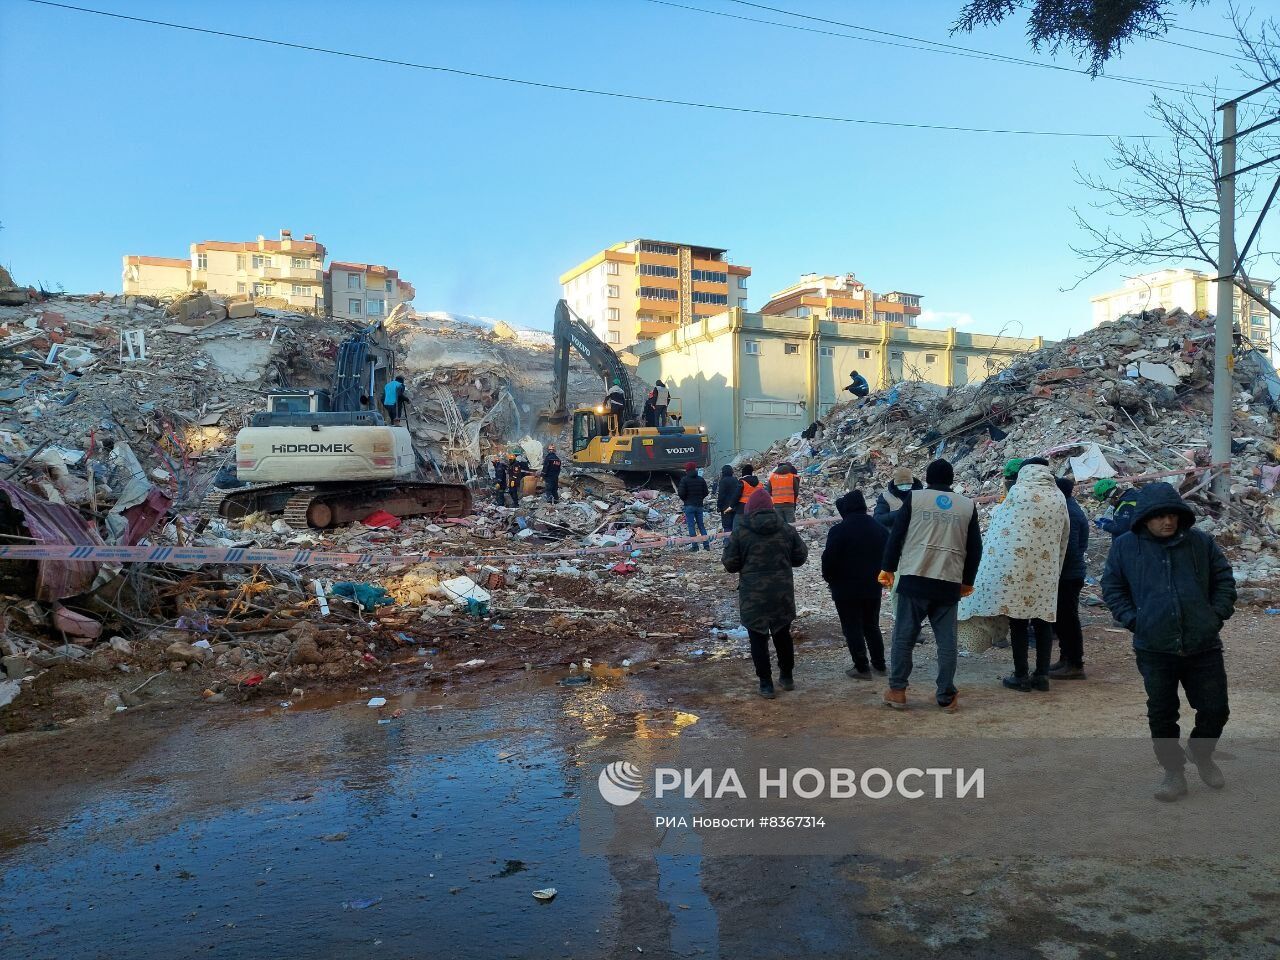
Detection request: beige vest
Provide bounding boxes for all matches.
[898,489,974,584]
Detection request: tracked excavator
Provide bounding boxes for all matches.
[541,300,710,474]
[206,320,471,528]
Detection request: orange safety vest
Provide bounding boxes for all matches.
[738,476,760,505]
[770,471,797,505]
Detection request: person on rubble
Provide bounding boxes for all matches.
[606,381,627,420]
[715,464,740,533]
[491,456,508,507]
[652,380,671,426]
[1050,476,1090,680]
[542,444,563,504]
[873,467,921,530]
[823,490,889,680]
[723,486,808,699]
[677,462,711,552]
[765,462,801,524]
[641,393,658,428]
[879,458,983,712]
[846,370,870,399]
[1095,478,1141,539]
[505,450,530,505]
[1101,482,1236,802]
[734,465,762,521]
[383,375,406,424]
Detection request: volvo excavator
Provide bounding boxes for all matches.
[206,321,471,528]
[541,300,710,474]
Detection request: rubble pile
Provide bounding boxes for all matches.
[756,308,1280,593]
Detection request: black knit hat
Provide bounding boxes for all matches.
[837,490,867,516]
[925,458,954,487]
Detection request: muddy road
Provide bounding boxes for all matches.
[2,607,1278,959]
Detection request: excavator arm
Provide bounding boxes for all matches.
[547,299,637,422]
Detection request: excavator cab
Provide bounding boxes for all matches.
[572,408,603,454]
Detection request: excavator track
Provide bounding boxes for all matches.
[204,480,472,530]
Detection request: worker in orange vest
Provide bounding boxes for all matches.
[734,465,762,521]
[766,462,800,524]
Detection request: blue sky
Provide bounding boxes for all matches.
[0,0,1261,339]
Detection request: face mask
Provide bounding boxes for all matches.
[894,484,912,492]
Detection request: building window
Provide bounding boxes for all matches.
[925,354,938,364]
[744,398,805,417]
[292,284,308,296]
[347,273,361,290]
[637,240,679,256]
[784,343,800,355]
[745,340,760,355]
[955,355,968,366]
[606,261,620,275]
[831,307,864,320]
[875,311,890,322]
[607,284,620,298]
[607,308,620,321]
[236,254,246,270]
[819,346,834,357]
[690,269,727,284]
[738,297,748,308]
[291,257,309,268]
[691,291,728,305]
[637,287,679,302]
[638,263,679,278]
[367,298,385,316]
[252,255,271,269]
[385,278,395,291]
[196,253,207,270]
[607,330,621,344]
[237,282,246,293]
[348,298,362,314]
[857,349,872,360]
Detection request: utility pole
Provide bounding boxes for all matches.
[1212,101,1236,502]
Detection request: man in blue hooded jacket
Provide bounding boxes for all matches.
[1102,482,1236,802]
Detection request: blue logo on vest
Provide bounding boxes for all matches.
[935,495,953,510]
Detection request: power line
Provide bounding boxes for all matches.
[22,0,1162,139]
[643,0,1212,99]
[1169,23,1241,43]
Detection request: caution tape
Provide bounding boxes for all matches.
[0,463,1228,569]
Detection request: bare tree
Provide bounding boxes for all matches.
[1066,7,1280,322]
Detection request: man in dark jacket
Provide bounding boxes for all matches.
[542,444,563,504]
[677,462,711,552]
[823,490,889,679]
[846,370,870,398]
[723,487,808,699]
[873,467,921,530]
[1097,482,1141,538]
[733,465,762,519]
[1102,483,1237,802]
[880,458,983,712]
[506,451,530,505]
[714,465,739,533]
[1050,476,1090,679]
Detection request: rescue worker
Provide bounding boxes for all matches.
[642,394,658,428]
[542,444,562,504]
[765,462,800,524]
[722,487,808,699]
[491,456,508,507]
[383,375,406,424]
[873,467,921,530]
[846,370,870,399]
[652,379,671,426]
[734,465,762,520]
[1096,479,1141,539]
[506,450,530,505]
[606,381,626,419]
[715,464,740,533]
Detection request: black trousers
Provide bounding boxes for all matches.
[1009,617,1053,678]
[544,476,559,502]
[747,626,794,683]
[721,511,735,532]
[1054,577,1085,667]
[1135,647,1230,769]
[832,594,884,672]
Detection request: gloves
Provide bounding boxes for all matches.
[1094,516,1106,529]
[959,585,974,598]
[877,571,894,588]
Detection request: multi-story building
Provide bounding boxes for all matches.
[123,230,327,310]
[1090,267,1275,353]
[760,273,923,327]
[559,238,752,348]
[324,262,415,321]
[634,308,1044,457]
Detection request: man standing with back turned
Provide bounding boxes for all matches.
[879,459,982,712]
[1102,482,1236,802]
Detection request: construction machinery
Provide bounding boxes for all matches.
[207,321,471,528]
[542,300,710,474]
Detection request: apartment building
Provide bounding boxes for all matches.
[559,238,752,348]
[634,308,1043,457]
[324,262,415,321]
[123,230,327,310]
[760,273,923,327]
[1090,267,1275,353]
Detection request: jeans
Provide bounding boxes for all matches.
[889,593,958,702]
[748,626,794,683]
[544,477,559,503]
[776,504,796,524]
[720,511,735,533]
[683,506,708,548]
[1054,578,1085,667]
[1135,647,1230,770]
[833,594,884,672]
[1009,617,1053,678]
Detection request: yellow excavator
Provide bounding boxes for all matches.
[541,300,709,474]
